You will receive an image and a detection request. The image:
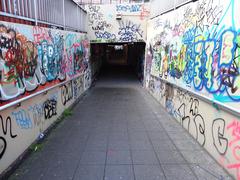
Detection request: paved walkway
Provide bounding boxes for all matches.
[10,66,232,180]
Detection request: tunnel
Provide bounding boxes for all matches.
[90,42,146,83]
[0,0,239,179]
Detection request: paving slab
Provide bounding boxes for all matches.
[9,66,232,180]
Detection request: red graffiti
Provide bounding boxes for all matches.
[0,25,38,84]
[33,26,51,44]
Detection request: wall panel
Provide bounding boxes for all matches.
[145,0,240,178]
[0,21,91,174]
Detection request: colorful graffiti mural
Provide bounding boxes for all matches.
[145,0,240,178]
[0,21,89,107]
[0,20,90,173]
[146,0,240,110]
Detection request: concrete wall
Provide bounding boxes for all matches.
[87,3,150,42]
[144,0,240,179]
[0,21,91,174]
[149,0,188,18]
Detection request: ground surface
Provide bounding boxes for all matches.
[9,66,232,180]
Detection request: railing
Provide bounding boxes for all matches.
[76,0,149,4]
[149,0,193,19]
[0,0,87,32]
[150,75,240,118]
[0,73,85,112]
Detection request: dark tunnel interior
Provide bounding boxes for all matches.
[90,42,146,83]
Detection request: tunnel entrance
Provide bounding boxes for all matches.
[90,42,146,82]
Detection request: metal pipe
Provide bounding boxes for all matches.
[34,0,38,25]
[7,0,11,13]
[45,0,48,21]
[29,0,32,18]
[13,0,17,15]
[50,0,53,23]
[25,0,28,17]
[2,0,7,12]
[37,19,64,28]
[76,3,79,31]
[17,0,20,15]
[150,0,198,20]
[150,75,240,118]
[21,0,24,17]
[0,73,85,112]
[0,11,35,21]
[63,0,65,30]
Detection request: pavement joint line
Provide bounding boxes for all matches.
[126,112,137,180]
[7,70,232,179]
[71,131,91,180]
[140,89,200,179]
[139,111,168,180]
[102,117,111,180]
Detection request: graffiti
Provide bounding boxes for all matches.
[166,99,175,116]
[146,0,240,178]
[12,109,32,129]
[222,120,240,179]
[65,34,86,77]
[0,22,89,106]
[88,5,115,41]
[116,4,149,20]
[195,0,223,32]
[148,79,155,94]
[43,99,57,119]
[61,82,73,106]
[88,4,147,42]
[116,4,142,13]
[84,69,91,90]
[0,115,17,159]
[33,26,51,44]
[227,120,240,148]
[0,21,90,174]
[88,5,103,26]
[92,21,111,31]
[212,118,228,155]
[73,76,84,99]
[0,24,39,100]
[95,31,116,40]
[34,27,66,81]
[174,91,206,146]
[118,20,143,42]
[28,104,44,127]
[154,19,164,29]
[147,0,240,107]
[139,5,150,20]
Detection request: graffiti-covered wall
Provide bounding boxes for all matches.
[145,0,240,179]
[87,3,150,42]
[0,21,91,174]
[146,0,240,111]
[0,21,90,106]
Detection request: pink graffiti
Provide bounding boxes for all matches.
[227,120,240,147]
[140,5,150,20]
[172,24,185,37]
[227,163,240,180]
[33,26,51,44]
[233,146,240,161]
[224,120,240,179]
